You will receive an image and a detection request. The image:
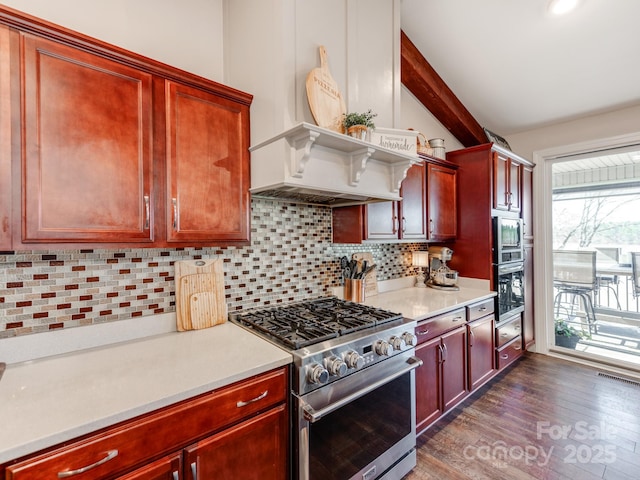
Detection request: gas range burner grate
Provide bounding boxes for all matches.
[229,297,403,350]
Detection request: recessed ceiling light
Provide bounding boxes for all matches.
[548,0,580,15]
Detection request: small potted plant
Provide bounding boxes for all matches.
[342,109,377,140]
[554,318,589,349]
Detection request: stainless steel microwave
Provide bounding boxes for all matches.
[493,217,524,264]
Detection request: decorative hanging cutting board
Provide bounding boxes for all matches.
[175,259,227,331]
[306,46,346,133]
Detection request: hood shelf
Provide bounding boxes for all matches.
[249,123,422,206]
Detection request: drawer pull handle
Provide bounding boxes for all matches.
[57,449,118,478]
[478,306,487,312]
[237,390,268,407]
[500,354,509,360]
[500,332,509,337]
[416,329,430,336]
[452,316,463,322]
[514,345,522,351]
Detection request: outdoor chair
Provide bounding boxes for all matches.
[632,252,640,299]
[553,250,598,335]
[594,248,621,309]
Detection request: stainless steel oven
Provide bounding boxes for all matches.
[494,261,525,322]
[493,216,524,264]
[229,298,421,480]
[296,350,421,480]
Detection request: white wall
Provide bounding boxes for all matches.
[507,104,640,161]
[2,0,224,81]
[400,86,464,153]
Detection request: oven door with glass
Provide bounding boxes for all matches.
[495,261,525,322]
[294,351,422,480]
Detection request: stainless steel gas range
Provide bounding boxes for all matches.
[230,297,421,480]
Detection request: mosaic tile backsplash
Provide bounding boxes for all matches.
[0,198,427,339]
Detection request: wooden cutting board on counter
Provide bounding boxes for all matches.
[175,259,227,331]
[352,252,378,297]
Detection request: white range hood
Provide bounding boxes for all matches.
[250,123,420,206]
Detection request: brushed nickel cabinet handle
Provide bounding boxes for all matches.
[429,218,434,235]
[416,329,430,336]
[402,216,406,233]
[57,449,118,478]
[237,390,268,407]
[501,354,509,360]
[469,329,475,347]
[392,216,398,234]
[191,461,197,479]
[143,195,150,229]
[173,471,179,480]
[172,198,178,230]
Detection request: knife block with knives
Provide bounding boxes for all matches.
[175,259,227,331]
[352,252,378,297]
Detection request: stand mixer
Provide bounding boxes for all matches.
[427,246,459,290]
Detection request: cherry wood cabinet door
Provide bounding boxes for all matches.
[0,25,11,249]
[399,163,426,240]
[523,244,535,349]
[426,163,457,240]
[21,34,154,243]
[493,151,510,211]
[522,165,534,240]
[165,81,250,244]
[508,160,522,213]
[467,315,495,391]
[441,326,468,411]
[365,201,398,240]
[116,453,182,480]
[415,336,443,435]
[184,404,288,480]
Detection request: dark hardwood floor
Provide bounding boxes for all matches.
[406,353,640,480]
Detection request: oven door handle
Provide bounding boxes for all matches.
[498,262,524,275]
[301,356,423,423]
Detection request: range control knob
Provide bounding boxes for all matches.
[307,363,329,385]
[401,331,417,347]
[374,339,393,357]
[343,350,364,370]
[324,356,348,377]
[389,335,406,351]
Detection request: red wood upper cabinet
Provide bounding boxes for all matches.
[493,151,522,213]
[0,25,11,250]
[20,34,155,244]
[365,162,426,241]
[165,81,250,244]
[426,163,457,241]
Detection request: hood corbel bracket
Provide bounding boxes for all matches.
[288,129,320,178]
[390,160,416,193]
[349,147,374,186]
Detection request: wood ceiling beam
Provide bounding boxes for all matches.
[401,30,487,147]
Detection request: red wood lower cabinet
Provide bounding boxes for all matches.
[467,315,495,391]
[415,326,467,435]
[184,404,288,480]
[117,453,182,480]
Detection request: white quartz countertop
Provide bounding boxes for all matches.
[363,285,496,321]
[0,322,292,464]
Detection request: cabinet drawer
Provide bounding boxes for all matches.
[467,298,495,322]
[496,337,523,370]
[496,315,522,348]
[416,308,466,343]
[6,367,287,480]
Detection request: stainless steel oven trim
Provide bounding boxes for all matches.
[302,355,422,422]
[295,350,421,480]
